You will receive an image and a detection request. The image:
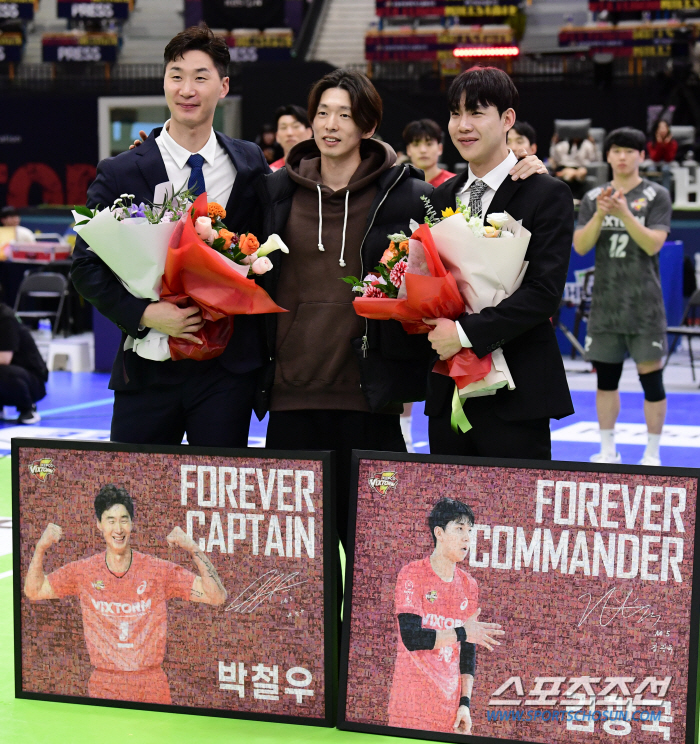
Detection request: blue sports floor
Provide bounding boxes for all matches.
[0,367,696,468]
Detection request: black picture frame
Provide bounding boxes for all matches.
[12,438,337,727]
[338,450,700,744]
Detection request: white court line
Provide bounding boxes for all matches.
[0,570,12,580]
[552,421,700,448]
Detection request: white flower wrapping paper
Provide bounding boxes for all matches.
[428,212,531,398]
[72,207,181,361]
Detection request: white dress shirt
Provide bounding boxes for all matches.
[454,149,518,347]
[155,120,236,207]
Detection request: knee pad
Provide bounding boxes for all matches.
[639,369,666,402]
[594,361,624,391]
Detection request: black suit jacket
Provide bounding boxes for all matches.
[71,128,270,391]
[425,170,575,422]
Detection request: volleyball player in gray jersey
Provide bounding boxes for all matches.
[574,127,672,466]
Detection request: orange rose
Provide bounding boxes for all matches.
[218,229,235,250]
[239,233,260,255]
[380,244,400,265]
[398,240,409,253]
[207,202,226,220]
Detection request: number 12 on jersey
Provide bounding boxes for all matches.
[609,233,629,258]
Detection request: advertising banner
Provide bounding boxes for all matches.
[558,23,697,58]
[13,440,336,725]
[375,0,518,18]
[56,1,131,20]
[340,451,699,743]
[42,33,119,63]
[365,27,514,62]
[0,0,35,21]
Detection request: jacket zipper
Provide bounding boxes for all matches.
[358,165,406,357]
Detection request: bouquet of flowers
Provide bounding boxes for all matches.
[344,196,530,432]
[73,186,287,362]
[422,197,531,412]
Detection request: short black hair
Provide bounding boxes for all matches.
[94,484,134,521]
[163,25,230,79]
[275,104,310,130]
[511,120,537,146]
[0,206,19,219]
[428,498,474,547]
[604,127,646,155]
[447,65,519,117]
[402,119,444,146]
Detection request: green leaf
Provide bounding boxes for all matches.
[75,220,90,226]
[211,237,225,251]
[74,206,93,218]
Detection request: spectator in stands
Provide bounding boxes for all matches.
[402,119,455,187]
[270,104,313,171]
[574,127,672,466]
[648,119,678,163]
[0,206,35,243]
[507,120,537,156]
[645,118,677,192]
[0,303,47,424]
[549,131,598,199]
[256,123,284,165]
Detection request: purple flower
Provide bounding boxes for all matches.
[127,202,147,218]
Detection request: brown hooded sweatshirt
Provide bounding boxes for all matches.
[271,138,397,412]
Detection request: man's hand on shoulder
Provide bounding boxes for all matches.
[140,301,204,343]
[509,149,548,181]
[128,130,148,151]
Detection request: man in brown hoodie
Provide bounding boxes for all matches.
[257,71,433,551]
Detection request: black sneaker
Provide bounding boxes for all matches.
[18,405,40,425]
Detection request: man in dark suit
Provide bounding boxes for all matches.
[424,67,574,460]
[71,27,270,447]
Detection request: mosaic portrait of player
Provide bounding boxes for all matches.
[388,498,505,736]
[23,484,228,705]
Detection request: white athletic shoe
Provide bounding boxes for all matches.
[590,451,621,464]
[638,455,662,466]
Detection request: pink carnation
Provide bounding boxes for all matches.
[362,283,385,298]
[389,258,408,288]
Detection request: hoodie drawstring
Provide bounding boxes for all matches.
[317,184,325,252]
[339,190,349,268]
[317,185,350,267]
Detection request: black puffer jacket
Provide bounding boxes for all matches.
[254,156,434,417]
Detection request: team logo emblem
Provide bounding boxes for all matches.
[460,598,469,611]
[426,590,438,603]
[91,580,105,591]
[28,458,56,482]
[368,471,398,495]
[631,197,647,211]
[136,581,147,595]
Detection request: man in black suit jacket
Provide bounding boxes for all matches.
[424,67,574,460]
[71,27,270,447]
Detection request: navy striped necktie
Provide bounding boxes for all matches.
[187,154,206,196]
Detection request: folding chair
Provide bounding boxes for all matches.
[664,288,700,382]
[12,271,68,335]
